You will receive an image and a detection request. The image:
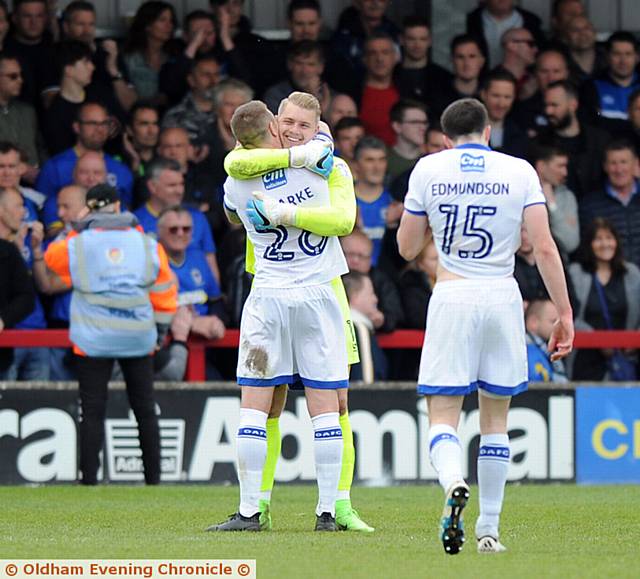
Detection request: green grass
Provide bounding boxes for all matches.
[1,485,638,579]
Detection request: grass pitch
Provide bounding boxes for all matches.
[1,485,638,579]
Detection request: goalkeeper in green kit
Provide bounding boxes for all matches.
[224,92,373,532]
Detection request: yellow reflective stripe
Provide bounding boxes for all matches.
[74,236,92,292]
[71,312,155,331]
[82,294,150,308]
[154,312,174,324]
[150,280,174,293]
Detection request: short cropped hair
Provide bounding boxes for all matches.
[158,204,192,229]
[531,143,569,164]
[546,79,579,100]
[62,1,95,22]
[390,99,427,124]
[441,98,489,140]
[230,100,275,148]
[184,9,215,33]
[334,116,365,136]
[278,91,321,122]
[146,156,182,182]
[353,135,386,160]
[286,39,324,63]
[55,40,93,77]
[481,69,517,92]
[213,77,254,108]
[604,139,638,159]
[606,30,638,53]
[287,0,321,19]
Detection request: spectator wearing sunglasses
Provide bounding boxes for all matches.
[156,205,226,379]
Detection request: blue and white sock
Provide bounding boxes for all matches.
[428,424,464,492]
[476,433,510,538]
[237,408,268,518]
[312,412,343,517]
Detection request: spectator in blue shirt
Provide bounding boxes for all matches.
[157,205,226,379]
[353,135,402,267]
[135,156,220,283]
[36,102,133,229]
[0,187,48,380]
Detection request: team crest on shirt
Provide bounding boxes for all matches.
[106,248,123,264]
[190,267,203,286]
[460,153,485,172]
[107,173,117,187]
[262,169,287,190]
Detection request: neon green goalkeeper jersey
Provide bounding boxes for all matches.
[224,147,357,275]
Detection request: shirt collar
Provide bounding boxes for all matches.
[605,179,639,205]
[455,143,492,151]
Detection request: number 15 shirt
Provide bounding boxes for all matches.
[403,144,546,279]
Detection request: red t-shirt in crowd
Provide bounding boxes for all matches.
[359,84,400,146]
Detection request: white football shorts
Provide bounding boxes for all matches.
[237,282,349,389]
[417,277,528,397]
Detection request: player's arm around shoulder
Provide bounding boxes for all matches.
[224,146,290,180]
[294,158,356,237]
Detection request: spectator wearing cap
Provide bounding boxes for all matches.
[43,183,177,485]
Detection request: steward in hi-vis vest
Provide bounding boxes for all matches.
[43,184,177,486]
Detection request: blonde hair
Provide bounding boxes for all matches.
[230,100,275,148]
[278,91,321,123]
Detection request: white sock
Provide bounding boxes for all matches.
[237,408,268,518]
[312,412,343,517]
[428,424,464,492]
[476,433,510,538]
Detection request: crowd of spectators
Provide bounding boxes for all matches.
[0,0,639,382]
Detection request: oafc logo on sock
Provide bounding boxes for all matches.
[315,428,342,439]
[479,446,510,458]
[263,169,287,190]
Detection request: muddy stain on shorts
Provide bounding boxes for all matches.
[245,343,269,377]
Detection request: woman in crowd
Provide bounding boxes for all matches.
[123,1,177,104]
[569,218,640,380]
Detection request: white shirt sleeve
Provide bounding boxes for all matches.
[223,177,238,212]
[403,161,428,215]
[523,162,546,207]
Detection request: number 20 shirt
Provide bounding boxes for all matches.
[223,166,348,288]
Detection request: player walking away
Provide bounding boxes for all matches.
[397,98,574,554]
[222,91,373,533]
[208,99,349,532]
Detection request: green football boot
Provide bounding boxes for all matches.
[258,499,272,531]
[335,499,375,532]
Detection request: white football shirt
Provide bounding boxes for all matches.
[404,144,546,279]
[224,166,348,288]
